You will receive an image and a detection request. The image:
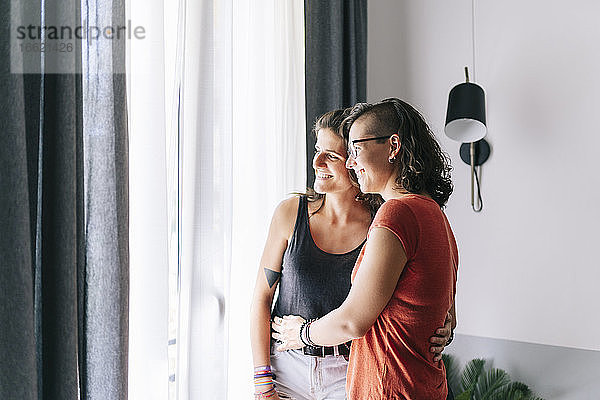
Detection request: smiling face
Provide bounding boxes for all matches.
[345,116,397,195]
[313,128,355,194]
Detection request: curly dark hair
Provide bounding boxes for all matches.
[300,108,383,215]
[341,98,453,208]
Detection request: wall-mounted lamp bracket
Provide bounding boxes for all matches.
[459,138,490,166]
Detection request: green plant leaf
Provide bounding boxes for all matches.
[442,354,460,394]
[477,368,510,400]
[460,358,486,393]
[452,358,544,400]
[455,388,473,400]
[507,381,532,400]
[489,381,544,400]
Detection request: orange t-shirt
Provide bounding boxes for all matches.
[346,195,458,400]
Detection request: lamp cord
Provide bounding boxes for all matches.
[471,0,476,82]
[473,165,483,212]
[471,0,483,213]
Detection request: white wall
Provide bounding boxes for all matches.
[368,0,600,352]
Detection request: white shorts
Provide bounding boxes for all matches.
[270,344,348,400]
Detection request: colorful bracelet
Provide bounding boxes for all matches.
[258,386,276,398]
[254,365,275,397]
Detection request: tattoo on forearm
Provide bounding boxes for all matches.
[264,267,281,288]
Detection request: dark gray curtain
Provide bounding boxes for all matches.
[0,0,128,398]
[0,1,42,397]
[304,0,367,187]
[80,0,129,397]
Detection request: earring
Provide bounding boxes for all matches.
[388,157,395,163]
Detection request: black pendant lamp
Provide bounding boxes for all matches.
[445,66,489,212]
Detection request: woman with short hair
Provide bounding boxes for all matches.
[272,98,458,400]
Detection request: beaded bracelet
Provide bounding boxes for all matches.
[446,330,454,346]
[305,319,318,347]
[299,320,310,347]
[300,318,318,347]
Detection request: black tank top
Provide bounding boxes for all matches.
[272,195,366,320]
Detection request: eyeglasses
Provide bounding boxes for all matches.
[347,135,393,159]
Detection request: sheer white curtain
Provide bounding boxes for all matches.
[127,0,305,398]
[176,0,306,399]
[176,0,233,399]
[228,1,306,398]
[126,0,175,398]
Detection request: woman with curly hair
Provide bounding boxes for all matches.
[251,106,454,400]
[272,98,458,399]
